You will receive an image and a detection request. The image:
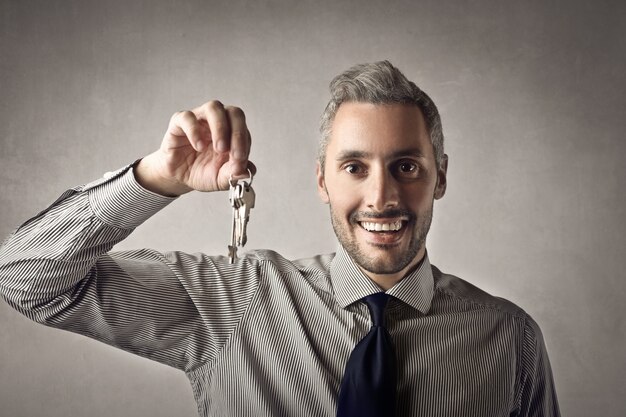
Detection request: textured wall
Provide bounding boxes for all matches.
[1,1,624,416]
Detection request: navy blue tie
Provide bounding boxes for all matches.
[337,292,397,417]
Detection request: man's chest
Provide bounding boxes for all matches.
[192,293,519,417]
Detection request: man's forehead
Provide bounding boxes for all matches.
[328,102,432,158]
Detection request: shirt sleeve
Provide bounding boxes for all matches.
[0,164,261,372]
[514,316,561,417]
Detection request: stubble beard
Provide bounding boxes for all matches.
[329,204,433,275]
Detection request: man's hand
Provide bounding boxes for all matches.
[135,100,253,197]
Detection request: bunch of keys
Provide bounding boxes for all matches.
[228,169,256,263]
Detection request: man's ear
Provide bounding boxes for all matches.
[434,154,448,200]
[316,162,330,204]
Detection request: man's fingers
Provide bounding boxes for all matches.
[158,100,255,192]
[225,106,250,175]
[168,110,207,152]
[194,100,230,154]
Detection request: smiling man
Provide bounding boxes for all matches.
[0,61,560,417]
[318,101,446,290]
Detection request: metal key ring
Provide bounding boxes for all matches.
[229,168,254,187]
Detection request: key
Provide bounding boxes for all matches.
[228,182,244,263]
[227,170,255,263]
[236,182,256,247]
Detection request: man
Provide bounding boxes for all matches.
[0,61,560,416]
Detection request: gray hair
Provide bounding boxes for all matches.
[319,60,444,171]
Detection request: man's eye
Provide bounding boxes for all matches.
[344,164,364,174]
[396,161,419,177]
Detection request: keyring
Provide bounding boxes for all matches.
[229,168,254,187]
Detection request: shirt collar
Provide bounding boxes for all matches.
[329,245,434,314]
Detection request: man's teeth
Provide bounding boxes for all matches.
[360,221,403,232]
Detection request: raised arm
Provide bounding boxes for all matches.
[0,101,258,372]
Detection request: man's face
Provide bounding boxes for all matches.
[317,102,447,279]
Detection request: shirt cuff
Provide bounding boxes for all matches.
[88,166,177,229]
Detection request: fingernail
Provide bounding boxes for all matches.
[196,140,205,152]
[216,141,227,152]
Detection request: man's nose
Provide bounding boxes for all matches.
[366,168,399,211]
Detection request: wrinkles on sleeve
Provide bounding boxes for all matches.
[163,251,263,372]
[50,249,214,372]
[88,166,176,230]
[0,191,133,315]
[0,167,199,371]
[514,316,561,417]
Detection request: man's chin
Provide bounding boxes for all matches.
[352,249,414,275]
[350,236,426,274]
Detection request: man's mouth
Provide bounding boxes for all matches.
[358,220,404,232]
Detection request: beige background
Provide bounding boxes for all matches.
[1,0,625,416]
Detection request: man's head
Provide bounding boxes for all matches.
[317,61,447,288]
[319,60,444,173]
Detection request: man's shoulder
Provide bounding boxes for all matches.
[245,249,335,281]
[430,265,528,320]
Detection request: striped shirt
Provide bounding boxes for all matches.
[0,165,560,417]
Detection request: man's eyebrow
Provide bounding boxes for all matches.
[335,150,372,161]
[335,148,426,161]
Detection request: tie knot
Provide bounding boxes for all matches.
[363,292,390,327]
